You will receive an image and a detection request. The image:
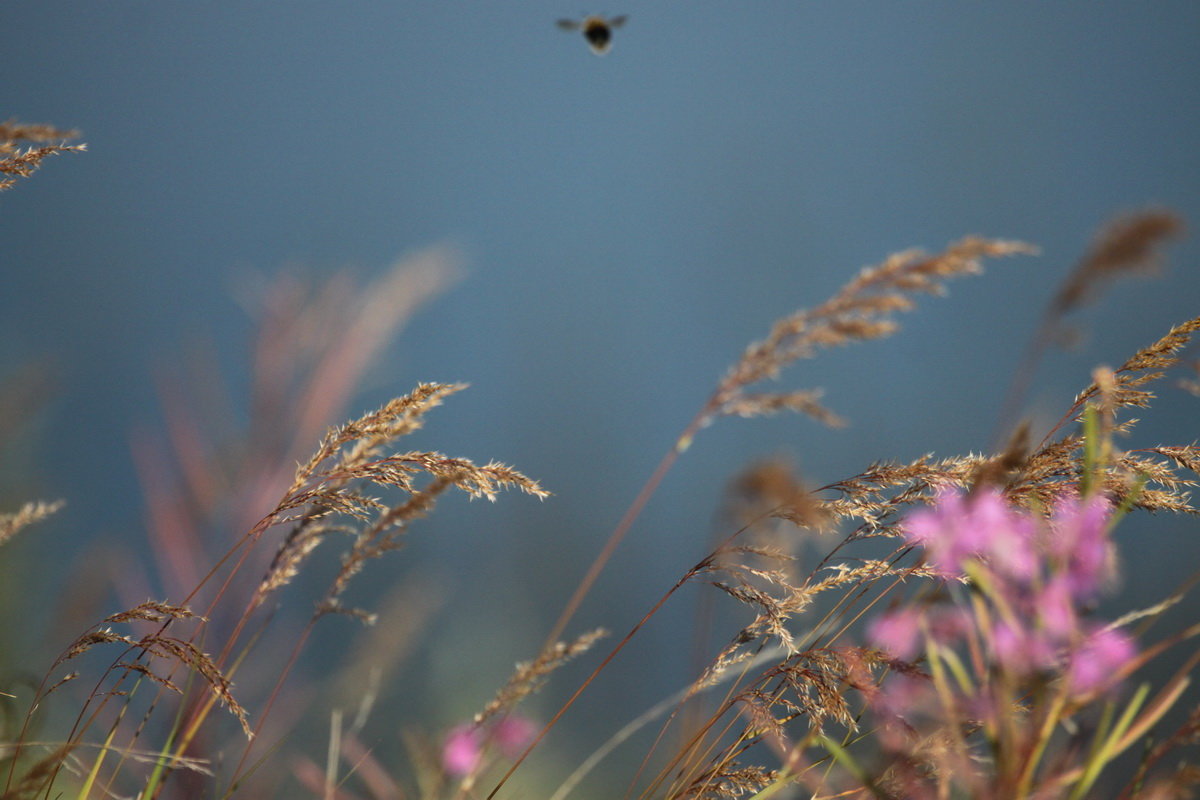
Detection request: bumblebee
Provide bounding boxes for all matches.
[556,14,628,55]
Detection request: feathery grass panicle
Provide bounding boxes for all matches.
[739,647,871,735]
[371,452,549,502]
[1149,445,1200,477]
[709,237,1034,429]
[807,314,1200,528]
[0,500,63,548]
[718,390,846,428]
[124,248,460,608]
[101,601,199,627]
[0,120,85,191]
[997,210,1185,442]
[706,557,810,656]
[58,629,139,663]
[317,476,457,620]
[262,391,550,619]
[254,522,338,600]
[258,382,473,602]
[475,628,609,727]
[1052,209,1185,316]
[211,381,546,789]
[258,386,547,613]
[1006,315,1200,515]
[666,647,900,800]
[2,241,544,796]
[287,381,469,499]
[675,762,780,800]
[49,602,248,738]
[1075,315,1200,413]
[817,452,989,538]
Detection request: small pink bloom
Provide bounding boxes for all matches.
[868,608,923,660]
[872,672,933,722]
[442,724,483,777]
[1068,627,1136,695]
[975,495,1038,581]
[904,490,974,574]
[904,489,1036,579]
[962,683,1008,729]
[1049,494,1114,600]
[926,606,972,643]
[1037,576,1077,638]
[492,715,537,758]
[441,714,538,776]
[991,619,1056,674]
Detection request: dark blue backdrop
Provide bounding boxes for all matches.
[3,2,1199,792]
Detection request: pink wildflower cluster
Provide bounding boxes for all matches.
[441,714,537,777]
[869,488,1135,699]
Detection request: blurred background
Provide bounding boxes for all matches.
[3,1,1200,795]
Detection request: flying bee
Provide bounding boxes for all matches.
[556,14,628,55]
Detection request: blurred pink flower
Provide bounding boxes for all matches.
[991,618,1056,674]
[441,713,537,777]
[1037,576,1077,637]
[862,487,1138,797]
[903,488,1037,580]
[869,606,970,661]
[492,715,537,758]
[442,724,483,777]
[903,490,977,574]
[887,489,1133,695]
[872,671,935,724]
[868,608,923,660]
[1068,626,1136,695]
[1047,493,1115,600]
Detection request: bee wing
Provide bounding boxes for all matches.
[556,18,581,31]
[608,15,628,28]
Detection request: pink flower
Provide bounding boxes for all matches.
[904,490,977,574]
[903,488,1036,580]
[440,713,538,777]
[868,608,923,660]
[1067,627,1135,695]
[872,672,935,723]
[976,496,1038,582]
[492,715,537,758]
[1047,494,1114,600]
[926,606,972,643]
[442,724,483,777]
[1036,576,1077,638]
[991,619,1056,674]
[873,489,1135,717]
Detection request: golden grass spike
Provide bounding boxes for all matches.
[1053,210,1185,315]
[475,628,608,726]
[714,237,1034,429]
[1074,316,1200,412]
[0,499,64,548]
[0,120,80,142]
[0,119,85,191]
